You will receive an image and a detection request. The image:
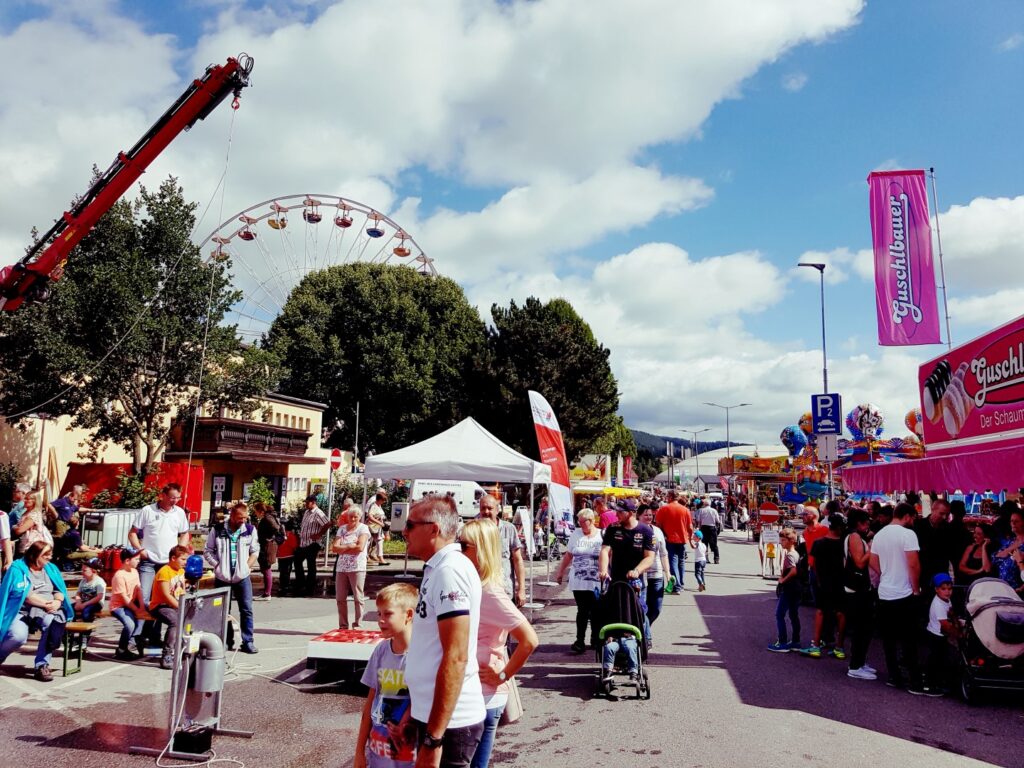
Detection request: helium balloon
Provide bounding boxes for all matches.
[845,408,864,441]
[798,412,813,435]
[855,403,885,439]
[904,408,923,439]
[780,425,808,457]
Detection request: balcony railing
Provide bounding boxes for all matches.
[171,417,312,457]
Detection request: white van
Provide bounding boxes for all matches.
[408,480,488,520]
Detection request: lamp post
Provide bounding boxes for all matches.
[680,427,710,492]
[797,261,833,500]
[703,402,750,459]
[797,262,829,394]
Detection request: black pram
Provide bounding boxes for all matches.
[592,579,650,699]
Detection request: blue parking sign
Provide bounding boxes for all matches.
[811,393,842,435]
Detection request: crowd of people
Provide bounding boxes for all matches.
[766,494,1024,696]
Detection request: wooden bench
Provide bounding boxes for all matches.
[63,620,97,677]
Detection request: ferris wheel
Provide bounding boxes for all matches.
[199,194,435,342]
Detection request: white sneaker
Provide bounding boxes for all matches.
[862,663,877,675]
[253,595,272,602]
[847,667,877,681]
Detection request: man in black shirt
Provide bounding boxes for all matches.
[598,503,655,584]
[805,514,848,659]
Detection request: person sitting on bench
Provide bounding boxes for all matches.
[0,541,73,682]
[72,557,106,622]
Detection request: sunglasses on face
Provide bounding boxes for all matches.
[459,541,475,552]
[405,518,434,531]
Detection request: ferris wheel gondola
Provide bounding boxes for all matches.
[199,193,435,343]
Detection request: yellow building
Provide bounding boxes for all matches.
[0,392,348,520]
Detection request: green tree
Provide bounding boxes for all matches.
[0,177,281,475]
[246,476,276,507]
[589,416,638,458]
[482,297,619,460]
[266,263,488,454]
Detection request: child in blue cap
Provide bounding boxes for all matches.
[925,572,956,694]
[692,530,707,592]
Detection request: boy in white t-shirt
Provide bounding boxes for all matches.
[925,573,956,694]
[356,583,418,768]
[692,531,708,592]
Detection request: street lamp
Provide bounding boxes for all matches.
[797,261,833,500]
[703,402,750,459]
[680,427,710,491]
[797,262,828,394]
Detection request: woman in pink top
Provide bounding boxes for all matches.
[459,520,539,768]
[110,547,148,659]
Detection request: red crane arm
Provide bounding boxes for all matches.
[0,54,254,312]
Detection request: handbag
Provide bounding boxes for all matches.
[499,677,524,725]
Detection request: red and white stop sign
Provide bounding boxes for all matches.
[330,448,343,471]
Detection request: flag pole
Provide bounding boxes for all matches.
[928,167,953,351]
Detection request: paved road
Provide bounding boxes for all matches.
[1,532,1020,767]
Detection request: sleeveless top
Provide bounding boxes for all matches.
[843,532,871,594]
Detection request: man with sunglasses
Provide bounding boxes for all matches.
[404,496,485,768]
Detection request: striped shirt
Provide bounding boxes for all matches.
[299,506,329,548]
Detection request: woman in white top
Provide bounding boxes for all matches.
[640,506,671,624]
[13,492,54,554]
[555,508,603,653]
[331,507,370,629]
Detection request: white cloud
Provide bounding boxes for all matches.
[782,72,809,91]
[794,247,873,284]
[938,195,1024,293]
[997,33,1024,51]
[948,289,1024,330]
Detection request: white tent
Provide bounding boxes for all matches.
[363,417,552,483]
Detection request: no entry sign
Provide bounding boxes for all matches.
[330,448,343,470]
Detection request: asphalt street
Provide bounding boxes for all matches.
[1,531,1020,767]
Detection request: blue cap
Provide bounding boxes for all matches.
[932,573,952,588]
[694,530,704,539]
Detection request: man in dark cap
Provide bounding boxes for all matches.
[294,494,331,596]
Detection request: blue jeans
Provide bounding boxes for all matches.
[216,577,255,645]
[775,588,801,645]
[471,703,506,768]
[138,559,159,605]
[0,613,64,668]
[646,577,665,625]
[602,635,639,673]
[666,542,687,589]
[112,606,144,648]
[694,561,706,587]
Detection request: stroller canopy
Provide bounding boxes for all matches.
[965,577,1024,661]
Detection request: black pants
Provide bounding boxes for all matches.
[926,631,950,690]
[414,719,484,768]
[292,544,321,595]
[878,595,921,686]
[278,556,294,593]
[845,589,875,670]
[572,589,599,647]
[700,525,719,561]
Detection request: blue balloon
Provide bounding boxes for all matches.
[780,425,808,457]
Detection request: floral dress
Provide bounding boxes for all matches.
[994,537,1024,590]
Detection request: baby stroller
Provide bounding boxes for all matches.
[957,578,1024,703]
[593,580,651,700]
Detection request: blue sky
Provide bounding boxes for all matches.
[1,0,1022,445]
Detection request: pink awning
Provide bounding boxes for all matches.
[843,443,1024,494]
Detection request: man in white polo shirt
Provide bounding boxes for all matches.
[405,496,484,768]
[128,483,191,607]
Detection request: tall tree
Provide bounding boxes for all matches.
[483,297,619,460]
[0,177,279,475]
[589,415,638,458]
[266,263,488,454]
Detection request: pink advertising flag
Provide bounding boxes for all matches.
[868,170,942,346]
[528,390,573,527]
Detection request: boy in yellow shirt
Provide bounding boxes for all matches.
[149,545,189,670]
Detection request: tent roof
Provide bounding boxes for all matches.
[363,417,552,484]
[843,442,1024,494]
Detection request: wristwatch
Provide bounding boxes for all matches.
[423,732,445,749]
[498,669,507,682]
